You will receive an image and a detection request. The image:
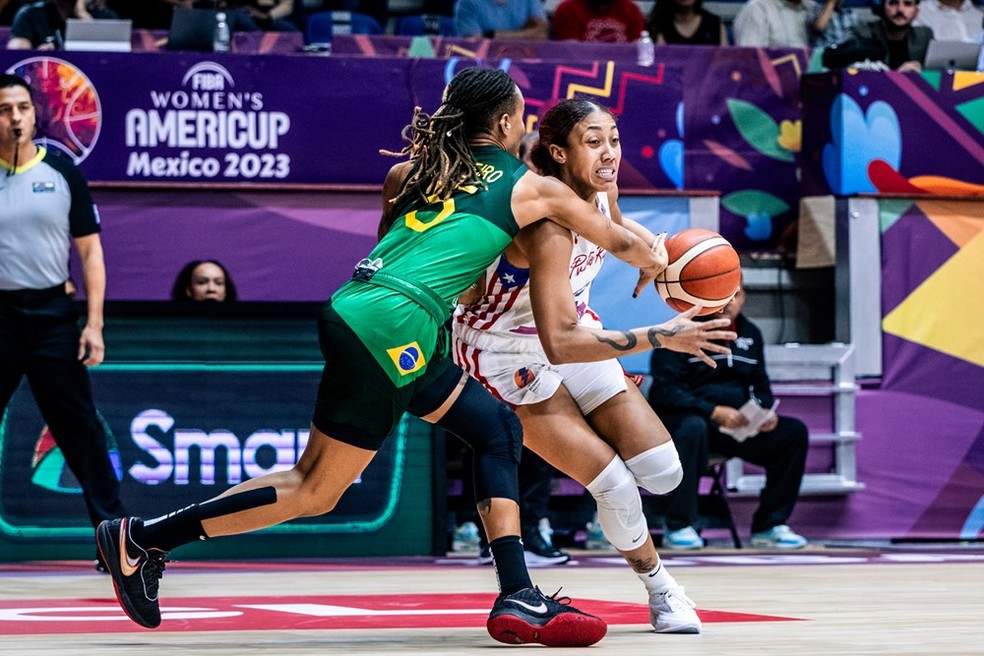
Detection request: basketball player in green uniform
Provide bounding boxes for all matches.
[97,68,705,647]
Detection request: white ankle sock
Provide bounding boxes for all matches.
[639,559,677,593]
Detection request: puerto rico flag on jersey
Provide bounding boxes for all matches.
[458,256,532,333]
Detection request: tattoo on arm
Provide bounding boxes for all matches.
[598,331,637,352]
[647,326,676,349]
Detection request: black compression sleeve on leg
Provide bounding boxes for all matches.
[434,377,522,503]
[137,487,278,551]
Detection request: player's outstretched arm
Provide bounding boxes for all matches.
[524,221,734,366]
[512,171,660,294]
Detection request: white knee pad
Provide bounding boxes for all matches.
[625,442,683,495]
[585,457,650,552]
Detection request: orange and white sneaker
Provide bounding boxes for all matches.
[487,586,607,647]
[96,517,168,628]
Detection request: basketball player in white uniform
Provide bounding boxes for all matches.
[453,191,615,412]
[452,99,735,634]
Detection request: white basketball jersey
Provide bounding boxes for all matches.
[452,193,610,353]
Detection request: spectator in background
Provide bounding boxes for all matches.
[733,0,817,46]
[453,0,548,39]
[245,0,298,31]
[914,0,983,42]
[170,260,238,303]
[823,0,932,71]
[809,0,863,47]
[551,0,645,42]
[0,74,126,571]
[7,0,118,49]
[646,0,728,45]
[210,0,263,33]
[648,286,809,551]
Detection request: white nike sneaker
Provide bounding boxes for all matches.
[649,585,702,633]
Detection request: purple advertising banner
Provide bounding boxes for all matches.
[802,71,984,197]
[333,37,813,252]
[679,46,808,252]
[0,53,413,186]
[1,46,812,251]
[0,52,681,189]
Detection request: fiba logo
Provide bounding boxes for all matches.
[182,61,235,91]
[513,367,536,389]
[6,57,102,164]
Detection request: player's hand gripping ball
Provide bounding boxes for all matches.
[655,229,741,316]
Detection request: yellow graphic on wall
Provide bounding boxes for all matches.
[882,207,984,368]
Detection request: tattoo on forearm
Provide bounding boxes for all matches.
[647,326,676,349]
[598,331,637,352]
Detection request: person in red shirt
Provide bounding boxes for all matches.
[551,0,645,42]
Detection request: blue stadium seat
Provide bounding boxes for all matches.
[397,14,456,36]
[334,11,384,35]
[304,11,333,44]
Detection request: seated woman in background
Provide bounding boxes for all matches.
[645,0,728,45]
[170,259,238,302]
[245,0,298,31]
[7,0,118,49]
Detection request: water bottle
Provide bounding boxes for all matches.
[637,30,655,67]
[213,11,231,53]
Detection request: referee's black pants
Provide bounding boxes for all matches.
[0,287,125,530]
[659,412,808,535]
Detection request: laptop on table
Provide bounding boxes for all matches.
[64,18,132,52]
[923,40,982,72]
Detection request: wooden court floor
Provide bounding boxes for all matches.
[2,546,983,655]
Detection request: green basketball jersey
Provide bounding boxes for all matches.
[332,146,525,386]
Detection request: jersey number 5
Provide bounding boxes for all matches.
[404,198,455,233]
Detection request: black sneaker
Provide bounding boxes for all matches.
[96,517,168,628]
[522,528,570,567]
[487,586,607,647]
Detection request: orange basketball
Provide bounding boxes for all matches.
[655,229,741,316]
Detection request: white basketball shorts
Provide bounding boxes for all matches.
[453,337,627,415]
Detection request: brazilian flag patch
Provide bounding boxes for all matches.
[386,341,427,375]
